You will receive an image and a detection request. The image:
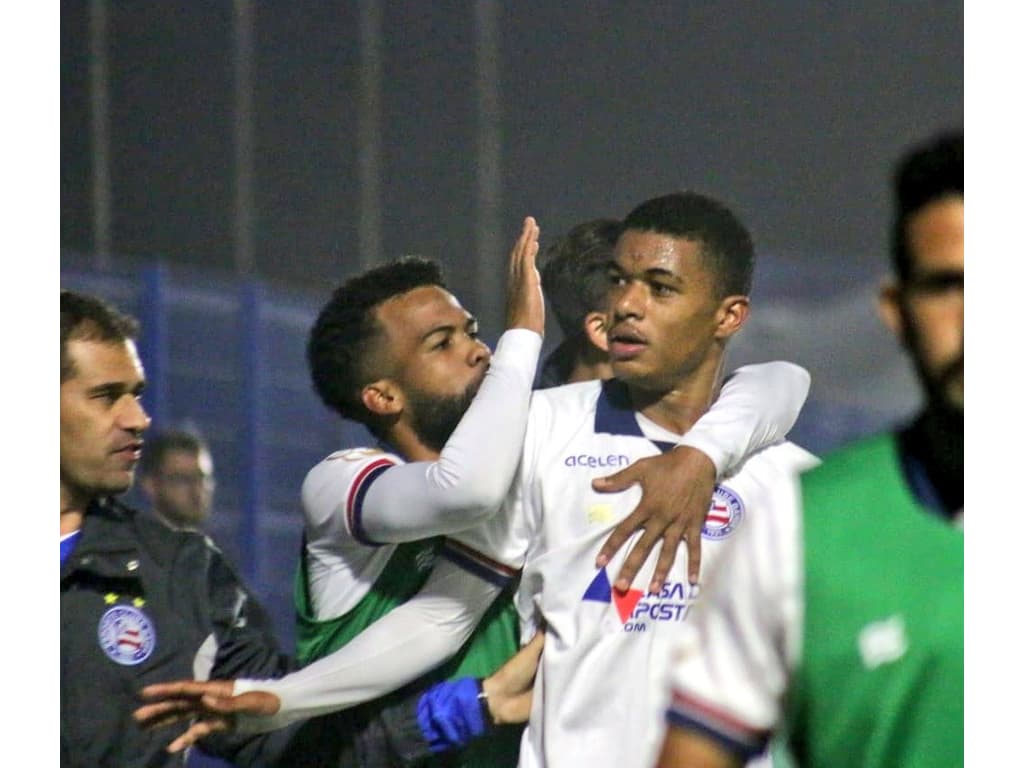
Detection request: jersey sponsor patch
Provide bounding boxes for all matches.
[701,485,744,540]
[97,604,156,666]
[563,453,630,469]
[582,569,699,630]
[582,568,645,623]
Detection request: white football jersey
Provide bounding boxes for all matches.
[302,328,543,620]
[452,379,817,768]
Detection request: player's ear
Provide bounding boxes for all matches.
[584,311,609,352]
[877,280,906,345]
[714,295,749,339]
[361,380,404,418]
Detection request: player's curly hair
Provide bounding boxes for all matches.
[307,256,446,431]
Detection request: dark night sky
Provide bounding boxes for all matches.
[62,1,962,429]
[61,1,963,289]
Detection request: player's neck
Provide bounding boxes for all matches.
[566,357,614,384]
[626,356,723,435]
[635,395,711,437]
[387,423,441,463]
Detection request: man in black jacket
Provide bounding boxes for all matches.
[61,288,521,767]
[60,289,310,766]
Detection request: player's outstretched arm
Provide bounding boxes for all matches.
[592,361,810,591]
[134,558,503,753]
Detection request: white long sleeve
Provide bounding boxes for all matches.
[232,558,503,733]
[356,328,541,542]
[678,361,810,477]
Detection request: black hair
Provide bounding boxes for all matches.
[540,219,622,337]
[307,256,446,429]
[621,191,754,298]
[890,131,963,281]
[60,289,140,382]
[138,430,210,478]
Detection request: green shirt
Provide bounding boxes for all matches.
[295,537,522,766]
[787,434,964,767]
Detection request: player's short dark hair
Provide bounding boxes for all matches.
[540,219,622,337]
[890,131,963,281]
[138,430,211,479]
[621,191,754,298]
[307,256,446,427]
[61,289,140,383]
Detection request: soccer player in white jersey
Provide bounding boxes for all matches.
[452,192,817,767]
[656,134,963,768]
[134,198,812,765]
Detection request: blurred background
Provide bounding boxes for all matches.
[61,0,963,646]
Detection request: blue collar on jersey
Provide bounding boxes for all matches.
[594,379,676,454]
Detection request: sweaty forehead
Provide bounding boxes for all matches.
[375,285,470,346]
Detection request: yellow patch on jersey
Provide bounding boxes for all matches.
[587,503,615,524]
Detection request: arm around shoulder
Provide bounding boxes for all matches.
[231,557,504,731]
[678,361,810,477]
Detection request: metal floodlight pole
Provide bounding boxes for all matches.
[475,0,502,336]
[358,0,383,271]
[233,0,256,276]
[88,0,112,269]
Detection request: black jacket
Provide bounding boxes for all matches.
[60,497,298,767]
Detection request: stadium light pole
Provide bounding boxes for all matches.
[233,0,256,277]
[474,0,503,337]
[88,0,112,269]
[357,0,383,271]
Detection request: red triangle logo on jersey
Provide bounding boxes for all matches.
[612,587,644,624]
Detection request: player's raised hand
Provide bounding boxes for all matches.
[133,679,281,753]
[592,446,716,592]
[505,216,544,335]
